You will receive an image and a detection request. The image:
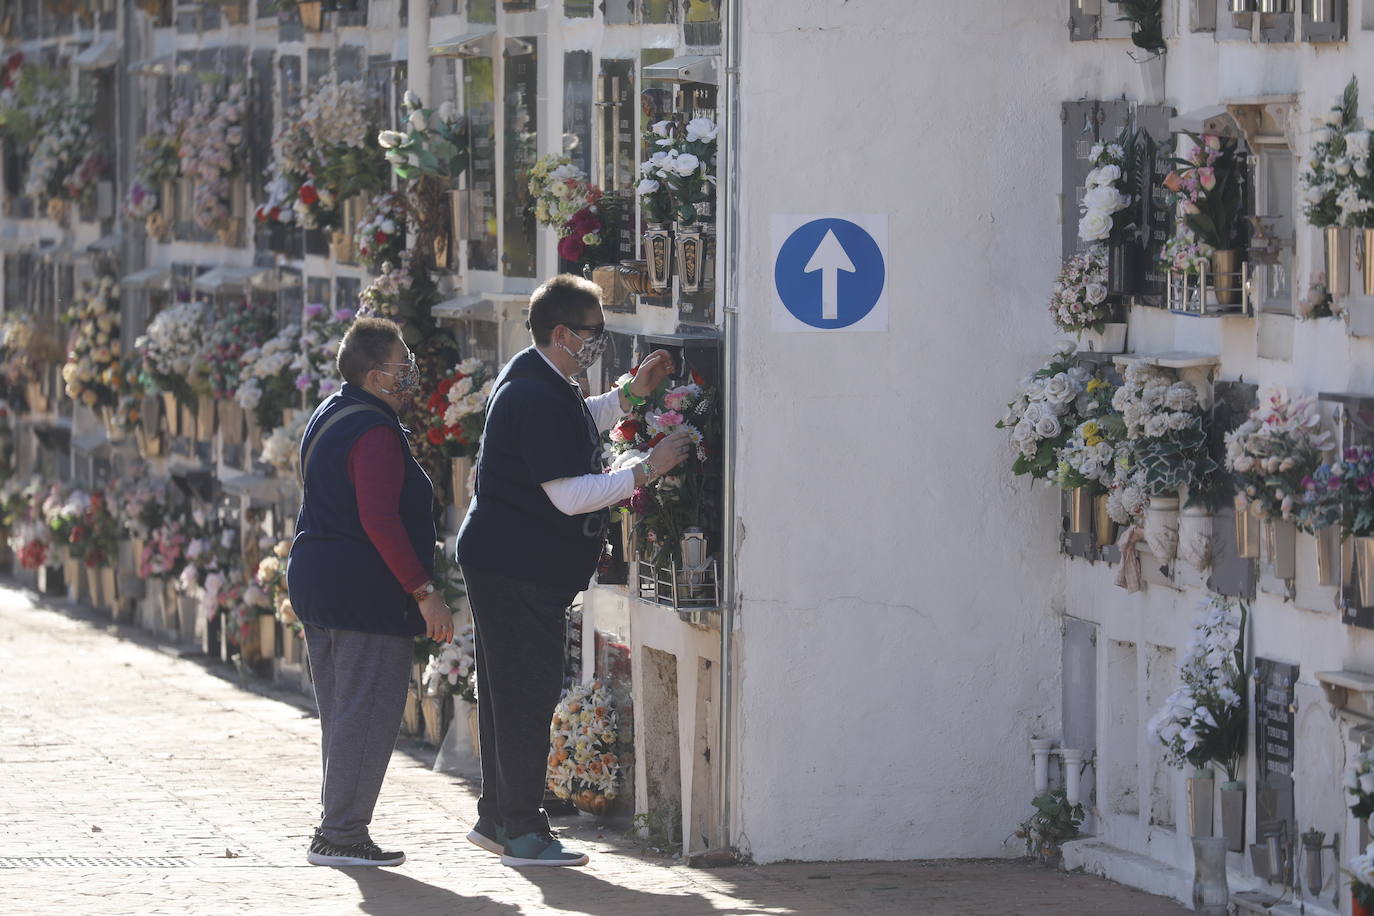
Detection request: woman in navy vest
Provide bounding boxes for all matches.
[287,316,453,867]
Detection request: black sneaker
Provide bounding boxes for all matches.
[466,817,506,855]
[307,831,406,867]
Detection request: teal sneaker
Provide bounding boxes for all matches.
[466,817,506,855]
[500,830,590,868]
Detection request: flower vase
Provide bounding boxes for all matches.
[450,456,473,511]
[1191,836,1229,916]
[1327,227,1352,298]
[675,222,704,293]
[1067,487,1093,535]
[1178,506,1214,572]
[1234,495,1260,559]
[421,693,447,746]
[1078,323,1127,354]
[1094,493,1117,548]
[1355,536,1374,607]
[467,700,479,758]
[282,629,302,665]
[402,685,421,736]
[448,189,464,250]
[1210,249,1242,306]
[1219,781,1245,853]
[1137,54,1166,106]
[701,225,717,291]
[297,0,324,30]
[1187,768,1215,837]
[1144,495,1180,561]
[1261,517,1297,580]
[643,223,672,292]
[219,400,244,446]
[329,230,352,264]
[1315,526,1342,587]
[1363,228,1374,298]
[196,395,216,443]
[259,614,276,661]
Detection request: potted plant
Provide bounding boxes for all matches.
[1225,386,1332,580]
[1147,597,1248,843]
[1012,788,1085,868]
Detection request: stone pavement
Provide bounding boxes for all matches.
[0,584,1188,916]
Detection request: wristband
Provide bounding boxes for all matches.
[411,581,436,603]
[641,456,656,482]
[621,379,647,407]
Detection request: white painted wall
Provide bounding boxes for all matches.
[728,0,1374,888]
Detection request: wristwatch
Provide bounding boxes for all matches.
[411,581,436,603]
[640,456,656,482]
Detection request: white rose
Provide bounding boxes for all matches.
[1084,184,1126,214]
[1023,379,1048,402]
[684,117,718,143]
[1088,163,1121,187]
[636,178,660,196]
[437,102,455,123]
[1078,210,1112,242]
[377,130,405,149]
[1085,283,1108,305]
[1021,402,1044,425]
[1035,415,1062,439]
[1054,340,1078,357]
[409,110,428,132]
[1043,374,1075,406]
[1361,771,1374,795]
[404,90,421,109]
[1011,419,1037,443]
[674,153,701,176]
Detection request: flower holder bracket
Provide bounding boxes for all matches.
[1166,262,1254,316]
[1314,669,1374,727]
[634,556,720,622]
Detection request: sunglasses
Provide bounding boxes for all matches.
[563,323,607,336]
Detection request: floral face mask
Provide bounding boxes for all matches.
[375,353,419,396]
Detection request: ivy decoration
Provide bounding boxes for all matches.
[1114,0,1166,58]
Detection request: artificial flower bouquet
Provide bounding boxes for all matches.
[66,490,119,569]
[292,302,355,403]
[636,117,718,225]
[1162,133,1245,256]
[1053,375,1127,495]
[112,469,167,542]
[1049,247,1114,335]
[1299,446,1374,539]
[235,322,301,430]
[528,153,619,268]
[24,95,100,211]
[996,342,1093,482]
[1112,360,1218,506]
[547,679,626,815]
[606,367,717,566]
[355,191,408,271]
[195,298,274,400]
[1224,385,1333,525]
[1146,596,1247,780]
[1077,132,1135,247]
[378,92,469,183]
[60,276,123,409]
[424,358,492,459]
[173,81,246,237]
[357,251,439,344]
[135,300,207,407]
[261,411,310,475]
[1301,76,1372,229]
[423,627,477,703]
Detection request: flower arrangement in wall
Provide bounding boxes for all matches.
[1301,76,1368,230]
[638,117,718,225]
[135,300,207,407]
[65,490,119,569]
[235,322,301,430]
[1161,134,1245,298]
[251,539,291,615]
[1146,596,1247,783]
[1345,845,1374,916]
[1114,363,1218,505]
[1077,134,1136,247]
[354,191,409,272]
[292,302,354,403]
[378,93,469,184]
[1053,376,1126,496]
[0,56,63,150]
[606,369,718,566]
[423,358,491,458]
[24,95,101,219]
[42,483,88,553]
[1301,446,1374,538]
[356,251,440,346]
[124,118,181,238]
[173,81,246,240]
[0,313,61,405]
[423,627,477,703]
[1224,386,1332,525]
[260,411,310,476]
[60,276,122,409]
[2,476,53,571]
[528,153,619,270]
[112,470,167,543]
[195,298,275,401]
[995,342,1093,482]
[546,679,625,815]
[257,78,383,232]
[1048,247,1113,336]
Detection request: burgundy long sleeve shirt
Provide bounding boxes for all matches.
[347,425,430,595]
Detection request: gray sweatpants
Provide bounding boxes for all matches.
[303,623,414,846]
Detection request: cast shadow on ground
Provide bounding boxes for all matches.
[512,865,794,916]
[342,868,521,916]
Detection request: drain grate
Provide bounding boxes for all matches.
[0,855,191,868]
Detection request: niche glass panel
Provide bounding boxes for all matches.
[464,56,498,271]
[1257,147,1294,314]
[502,38,538,278]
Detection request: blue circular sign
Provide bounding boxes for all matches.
[774,218,885,329]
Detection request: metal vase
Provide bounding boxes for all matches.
[701,225,717,291]
[1310,0,1333,21]
[1356,536,1374,607]
[1210,249,1242,306]
[298,0,324,30]
[421,694,447,746]
[1257,0,1289,10]
[1192,837,1230,916]
[1229,0,1254,11]
[258,614,276,661]
[643,223,672,292]
[1234,496,1260,559]
[1188,769,1216,837]
[1068,487,1093,535]
[675,222,704,293]
[1220,782,1245,853]
[1364,228,1374,297]
[1094,493,1117,547]
[1327,227,1351,297]
[1261,517,1297,579]
[1314,526,1342,587]
[402,686,422,736]
[450,456,473,510]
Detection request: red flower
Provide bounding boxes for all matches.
[614,419,639,441]
[647,433,665,447]
[426,427,445,446]
[427,391,445,412]
[437,377,454,396]
[557,234,586,262]
[298,184,320,206]
[70,525,86,543]
[374,230,388,244]
[569,207,600,234]
[691,370,705,386]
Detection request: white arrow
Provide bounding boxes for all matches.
[803,229,857,320]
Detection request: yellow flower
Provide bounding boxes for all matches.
[1087,378,1105,393]
[1086,436,1103,447]
[1080,421,1099,438]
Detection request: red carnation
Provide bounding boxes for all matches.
[614,419,639,440]
[557,234,587,262]
[647,433,665,447]
[427,392,445,412]
[299,184,320,206]
[437,377,454,396]
[426,427,445,445]
[374,230,388,244]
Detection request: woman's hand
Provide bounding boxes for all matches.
[648,430,692,477]
[419,592,454,643]
[630,350,676,400]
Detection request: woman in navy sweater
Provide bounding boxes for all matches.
[287,317,453,867]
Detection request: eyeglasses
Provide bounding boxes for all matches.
[375,352,417,370]
[563,323,607,336]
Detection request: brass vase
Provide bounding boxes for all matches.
[1356,536,1374,607]
[1326,226,1351,297]
[258,614,277,660]
[1233,495,1260,559]
[1261,517,1297,579]
[701,225,717,291]
[1363,228,1374,297]
[1314,526,1342,587]
[643,223,672,292]
[298,0,324,30]
[675,221,704,293]
[450,456,473,510]
[1093,493,1117,547]
[1210,249,1242,306]
[1067,487,1093,535]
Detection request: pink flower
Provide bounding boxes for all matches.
[1198,168,1216,192]
[653,410,685,429]
[304,303,326,319]
[334,307,355,323]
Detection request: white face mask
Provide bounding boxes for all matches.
[559,327,609,371]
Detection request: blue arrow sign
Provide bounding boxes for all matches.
[774,218,885,330]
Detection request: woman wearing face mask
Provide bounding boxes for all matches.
[455,274,690,867]
[287,316,453,868]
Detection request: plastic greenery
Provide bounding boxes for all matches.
[379,92,469,184]
[1114,0,1165,57]
[1013,788,1085,860]
[1178,134,1244,251]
